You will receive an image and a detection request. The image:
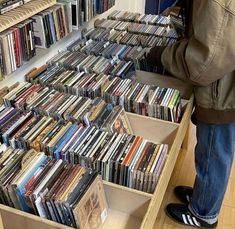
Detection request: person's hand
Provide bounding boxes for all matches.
[132,46,166,74]
[145,46,166,67]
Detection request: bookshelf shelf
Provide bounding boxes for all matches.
[0,0,56,33]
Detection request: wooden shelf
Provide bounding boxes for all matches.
[0,95,193,229]
[0,70,194,229]
[0,0,56,33]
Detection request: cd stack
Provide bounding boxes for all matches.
[108,10,171,26]
[67,38,148,62]
[82,27,173,47]
[39,10,177,80]
[102,77,181,122]
[2,82,128,132]
[0,144,108,229]
[169,11,184,37]
[0,82,19,105]
[92,11,178,73]
[66,34,172,73]
[107,10,140,22]
[103,10,178,39]
[71,11,177,74]
[106,10,178,44]
[24,65,182,123]
[95,18,177,39]
[0,105,132,155]
[47,50,134,78]
[0,103,168,194]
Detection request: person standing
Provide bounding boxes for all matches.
[145,0,235,227]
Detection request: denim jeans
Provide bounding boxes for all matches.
[189,121,235,222]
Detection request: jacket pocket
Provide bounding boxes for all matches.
[212,80,220,99]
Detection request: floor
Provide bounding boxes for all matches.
[154,124,235,229]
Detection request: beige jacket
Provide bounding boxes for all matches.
[161,0,235,124]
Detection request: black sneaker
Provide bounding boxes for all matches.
[174,186,193,204]
[166,203,218,228]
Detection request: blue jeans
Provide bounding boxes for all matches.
[189,121,235,221]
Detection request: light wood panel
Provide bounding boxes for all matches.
[127,112,179,147]
[102,209,142,229]
[0,204,71,229]
[218,205,235,229]
[103,182,151,219]
[223,161,235,207]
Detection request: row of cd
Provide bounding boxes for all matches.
[66,37,173,74]
[35,11,176,82]
[24,65,182,122]
[66,31,171,74]
[0,106,168,193]
[0,145,107,229]
[81,27,176,47]
[107,10,171,26]
[67,38,148,61]
[3,82,133,133]
[94,18,178,38]
[47,50,135,78]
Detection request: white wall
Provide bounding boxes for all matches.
[132,0,145,13]
[115,0,145,13]
[0,0,145,88]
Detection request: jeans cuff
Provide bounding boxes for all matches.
[189,204,218,224]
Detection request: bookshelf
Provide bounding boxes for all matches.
[0,0,57,33]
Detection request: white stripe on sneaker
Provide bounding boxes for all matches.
[182,214,188,225]
[186,195,190,202]
[187,215,195,226]
[192,217,201,227]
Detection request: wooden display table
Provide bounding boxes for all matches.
[0,71,194,229]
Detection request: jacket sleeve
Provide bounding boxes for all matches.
[161,0,235,86]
